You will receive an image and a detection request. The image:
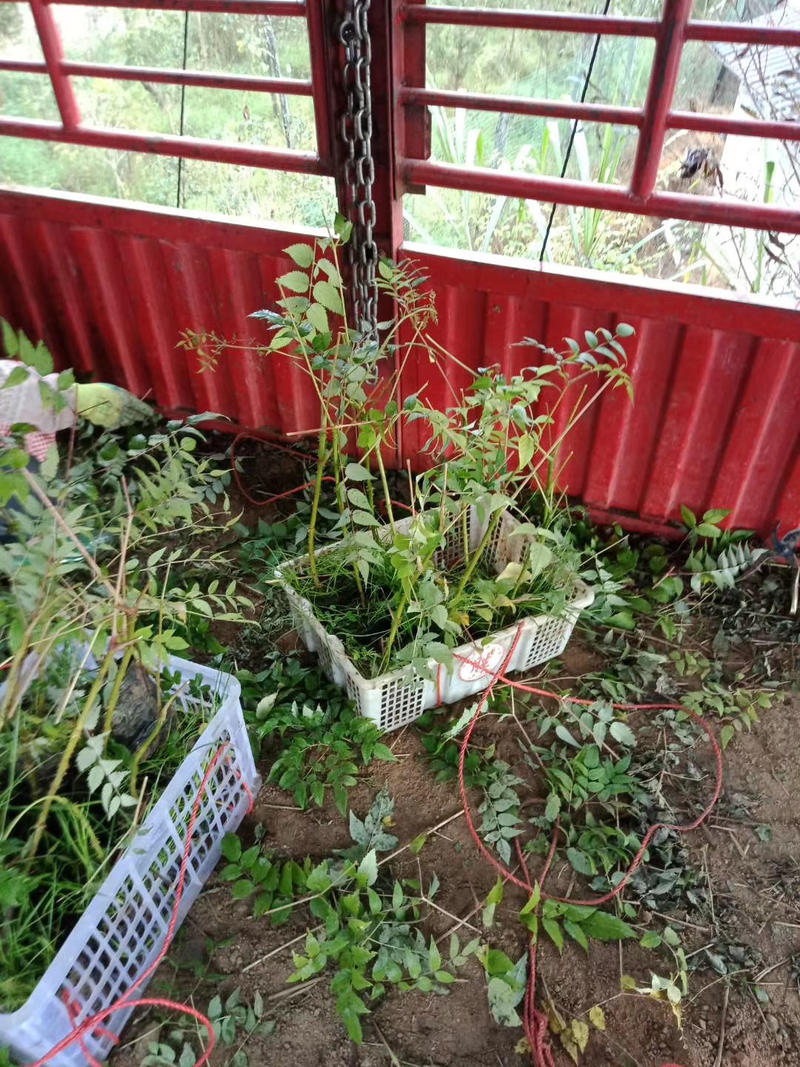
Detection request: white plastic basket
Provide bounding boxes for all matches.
[277,509,593,732]
[0,654,260,1067]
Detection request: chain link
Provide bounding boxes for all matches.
[339,0,378,336]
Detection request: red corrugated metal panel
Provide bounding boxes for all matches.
[0,187,324,437]
[398,244,800,535]
[1,188,799,535]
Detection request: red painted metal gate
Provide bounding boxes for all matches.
[0,0,798,534]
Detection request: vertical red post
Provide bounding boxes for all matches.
[29,0,80,129]
[369,0,404,261]
[306,0,336,168]
[394,0,428,197]
[630,0,692,199]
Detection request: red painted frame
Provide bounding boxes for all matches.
[395,0,800,233]
[0,0,335,176]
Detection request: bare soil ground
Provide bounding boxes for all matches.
[112,629,800,1067]
[110,440,800,1067]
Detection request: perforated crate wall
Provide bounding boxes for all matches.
[278,509,593,732]
[0,656,260,1067]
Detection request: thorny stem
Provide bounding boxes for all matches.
[379,592,409,673]
[306,424,328,588]
[102,644,135,745]
[331,418,367,610]
[374,445,396,534]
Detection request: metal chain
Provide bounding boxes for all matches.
[339,0,378,336]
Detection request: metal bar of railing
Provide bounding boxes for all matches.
[667,110,800,141]
[630,0,693,199]
[397,89,800,142]
[685,20,800,45]
[305,0,335,165]
[29,0,80,128]
[57,62,313,95]
[50,0,307,13]
[0,117,331,174]
[0,59,48,74]
[400,6,659,36]
[399,87,643,127]
[401,158,800,233]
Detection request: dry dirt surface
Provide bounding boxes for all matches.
[111,630,800,1067]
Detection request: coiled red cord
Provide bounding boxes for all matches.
[455,627,721,1067]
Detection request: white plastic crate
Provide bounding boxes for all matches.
[277,509,593,732]
[0,654,260,1067]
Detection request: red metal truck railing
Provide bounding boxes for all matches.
[0,0,335,177]
[395,0,800,235]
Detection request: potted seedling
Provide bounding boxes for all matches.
[195,223,634,731]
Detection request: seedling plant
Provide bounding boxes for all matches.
[184,222,634,682]
[0,336,251,1011]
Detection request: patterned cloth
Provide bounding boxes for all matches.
[0,425,55,462]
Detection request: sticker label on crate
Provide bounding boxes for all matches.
[458,641,507,683]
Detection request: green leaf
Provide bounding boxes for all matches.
[571,1019,590,1054]
[609,721,636,747]
[640,931,662,949]
[375,746,401,763]
[409,833,427,854]
[544,793,561,821]
[680,504,696,528]
[607,609,636,630]
[1,365,30,390]
[306,302,329,334]
[483,948,515,976]
[277,271,310,294]
[696,522,722,538]
[563,919,589,953]
[615,322,635,338]
[520,882,540,913]
[285,243,314,268]
[543,917,564,951]
[347,487,372,511]
[662,926,681,947]
[566,848,595,876]
[588,1004,606,1030]
[24,337,53,375]
[352,509,380,527]
[703,508,730,525]
[555,724,580,748]
[334,213,353,242]
[486,976,524,1027]
[345,461,373,482]
[581,910,636,942]
[1,319,19,357]
[428,939,442,972]
[313,280,344,316]
[517,432,535,469]
[232,879,255,900]
[358,849,378,886]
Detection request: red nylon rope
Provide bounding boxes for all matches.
[455,628,720,1067]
